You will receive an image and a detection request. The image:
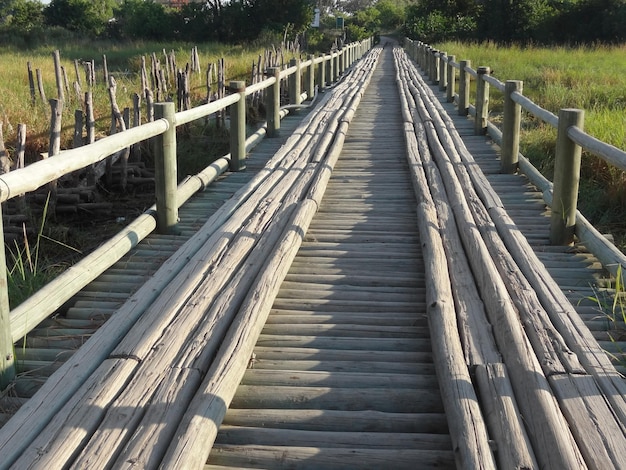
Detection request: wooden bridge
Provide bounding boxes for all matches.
[1,39,626,469]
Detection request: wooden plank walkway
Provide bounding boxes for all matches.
[206,45,455,469]
[0,41,625,469]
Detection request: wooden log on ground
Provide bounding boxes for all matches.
[159,49,384,470]
[1,49,380,468]
[398,48,586,469]
[403,47,626,468]
[395,48,530,469]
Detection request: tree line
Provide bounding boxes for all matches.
[0,0,624,46]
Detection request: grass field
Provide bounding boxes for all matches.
[435,41,626,246]
[0,39,270,163]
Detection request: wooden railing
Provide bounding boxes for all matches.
[0,38,375,388]
[405,38,626,275]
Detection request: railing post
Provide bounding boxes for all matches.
[333,51,339,82]
[306,54,315,100]
[0,205,15,390]
[501,80,523,173]
[425,46,433,78]
[326,53,333,86]
[229,80,246,171]
[474,66,490,135]
[266,67,280,137]
[154,102,179,234]
[458,59,471,115]
[318,55,326,92]
[550,108,585,245]
[439,51,447,92]
[431,49,440,85]
[338,49,344,75]
[447,55,456,103]
[289,58,301,107]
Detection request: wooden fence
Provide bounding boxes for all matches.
[0,38,375,389]
[405,38,626,276]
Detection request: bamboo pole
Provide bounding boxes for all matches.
[8,65,353,464]
[395,49,527,469]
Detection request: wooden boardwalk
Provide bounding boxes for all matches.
[206,48,454,468]
[0,42,625,469]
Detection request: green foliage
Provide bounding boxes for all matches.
[401,0,626,44]
[0,0,44,31]
[403,0,478,42]
[478,0,556,43]
[111,0,174,41]
[44,0,116,36]
[373,0,404,33]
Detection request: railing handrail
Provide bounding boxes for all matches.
[0,38,376,388]
[429,44,626,170]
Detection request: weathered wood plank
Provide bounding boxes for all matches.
[215,426,452,449]
[222,408,448,433]
[241,369,437,388]
[206,445,455,469]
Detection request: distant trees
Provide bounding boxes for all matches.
[403,0,626,43]
[45,0,116,35]
[0,0,624,46]
[0,0,44,30]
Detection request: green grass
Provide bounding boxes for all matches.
[6,194,79,308]
[435,41,626,247]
